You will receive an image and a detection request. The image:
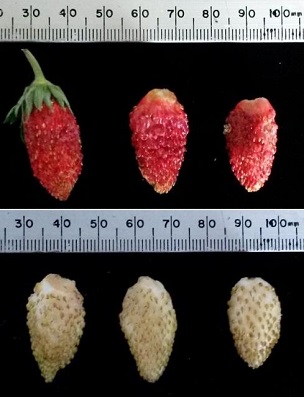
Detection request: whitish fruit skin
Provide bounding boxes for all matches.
[26,274,85,382]
[227,277,281,369]
[119,276,177,382]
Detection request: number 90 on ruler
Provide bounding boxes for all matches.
[0,210,302,253]
[0,0,304,42]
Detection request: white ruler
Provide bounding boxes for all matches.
[0,209,302,253]
[0,0,303,42]
[0,3,300,254]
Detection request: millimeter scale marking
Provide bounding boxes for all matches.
[0,210,302,253]
[0,2,301,253]
[0,1,304,43]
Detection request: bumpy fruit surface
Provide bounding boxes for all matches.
[227,277,281,369]
[119,276,177,382]
[26,274,85,382]
[130,89,189,194]
[224,97,278,192]
[5,49,83,200]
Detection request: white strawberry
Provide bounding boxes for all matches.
[227,277,281,369]
[119,276,177,382]
[26,274,85,382]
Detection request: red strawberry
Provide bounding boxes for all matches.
[129,89,189,194]
[224,97,278,192]
[5,49,83,201]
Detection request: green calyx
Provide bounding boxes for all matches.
[4,49,71,125]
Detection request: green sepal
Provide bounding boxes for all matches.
[4,49,72,127]
[25,87,34,116]
[33,85,45,109]
[4,80,71,126]
[49,84,71,109]
[4,86,28,124]
[4,106,18,125]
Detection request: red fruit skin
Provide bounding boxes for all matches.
[224,97,278,192]
[24,101,83,201]
[130,89,189,194]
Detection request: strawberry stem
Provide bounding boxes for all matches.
[22,49,47,85]
[4,49,72,126]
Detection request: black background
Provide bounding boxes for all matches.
[0,43,303,208]
[1,253,304,396]
[0,43,304,396]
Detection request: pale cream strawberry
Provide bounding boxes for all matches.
[119,276,177,382]
[26,274,85,382]
[227,277,281,369]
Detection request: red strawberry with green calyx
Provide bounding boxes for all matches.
[5,49,83,201]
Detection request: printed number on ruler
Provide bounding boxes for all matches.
[0,210,303,253]
[0,1,304,42]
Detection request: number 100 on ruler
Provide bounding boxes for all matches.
[0,210,302,253]
[0,0,304,42]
